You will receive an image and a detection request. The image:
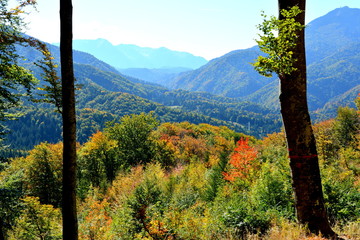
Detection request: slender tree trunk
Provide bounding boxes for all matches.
[60,0,78,239]
[0,218,4,240]
[277,0,336,237]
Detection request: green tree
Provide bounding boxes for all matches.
[253,2,335,237]
[33,49,62,113]
[25,143,63,208]
[0,1,60,237]
[60,0,78,238]
[0,188,23,240]
[8,196,62,240]
[78,131,117,191]
[106,112,160,168]
[334,106,360,149]
[0,0,48,133]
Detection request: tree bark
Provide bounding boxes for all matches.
[60,0,78,239]
[277,0,336,237]
[0,218,4,240]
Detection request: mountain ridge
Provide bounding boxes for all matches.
[167,6,360,117]
[6,6,359,150]
[54,39,208,69]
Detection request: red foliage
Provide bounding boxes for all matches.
[222,138,258,181]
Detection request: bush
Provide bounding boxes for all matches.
[322,169,360,224]
[221,196,271,238]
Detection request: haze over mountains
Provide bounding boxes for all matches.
[64,7,359,119]
[58,39,208,69]
[168,7,360,115]
[6,7,360,150]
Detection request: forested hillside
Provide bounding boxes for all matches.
[4,42,281,150]
[1,106,359,239]
[7,7,357,152]
[1,1,360,239]
[168,7,360,117]
[169,47,275,98]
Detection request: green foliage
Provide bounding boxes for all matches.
[24,143,63,207]
[33,48,62,113]
[1,109,360,239]
[333,106,360,148]
[203,151,229,202]
[0,0,59,131]
[322,166,360,224]
[8,196,62,240]
[78,131,117,193]
[217,194,271,238]
[356,94,360,110]
[253,6,305,77]
[0,188,23,239]
[106,112,160,167]
[126,163,165,238]
[251,162,294,219]
[3,107,116,150]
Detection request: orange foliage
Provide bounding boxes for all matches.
[156,122,236,166]
[261,131,286,149]
[301,237,327,240]
[79,193,113,239]
[107,165,144,205]
[146,219,174,239]
[222,138,258,181]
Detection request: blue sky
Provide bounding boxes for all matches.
[22,0,360,60]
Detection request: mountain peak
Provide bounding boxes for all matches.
[71,39,208,69]
[308,6,360,26]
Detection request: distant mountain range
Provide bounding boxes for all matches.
[166,7,360,117]
[9,36,280,149]
[6,7,359,150]
[54,39,208,69]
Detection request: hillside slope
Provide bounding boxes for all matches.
[169,7,360,115]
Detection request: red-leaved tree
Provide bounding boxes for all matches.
[223,138,257,181]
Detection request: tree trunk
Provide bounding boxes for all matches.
[60,0,78,239]
[277,0,336,237]
[0,218,4,240]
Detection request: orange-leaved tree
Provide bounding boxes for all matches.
[223,138,257,181]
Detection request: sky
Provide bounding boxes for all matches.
[18,0,360,60]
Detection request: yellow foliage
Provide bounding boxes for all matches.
[107,165,144,205]
[79,192,113,240]
[155,122,236,165]
[80,131,117,156]
[164,201,209,239]
[177,162,207,191]
[8,196,62,239]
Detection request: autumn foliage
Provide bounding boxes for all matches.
[222,138,258,181]
[1,115,359,239]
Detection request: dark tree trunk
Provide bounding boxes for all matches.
[0,218,4,240]
[60,0,78,239]
[277,0,336,237]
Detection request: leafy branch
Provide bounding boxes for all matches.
[253,6,305,78]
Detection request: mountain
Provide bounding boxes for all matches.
[306,6,360,64]
[56,39,208,69]
[6,7,358,150]
[4,40,281,150]
[168,7,360,117]
[169,47,275,97]
[119,67,190,86]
